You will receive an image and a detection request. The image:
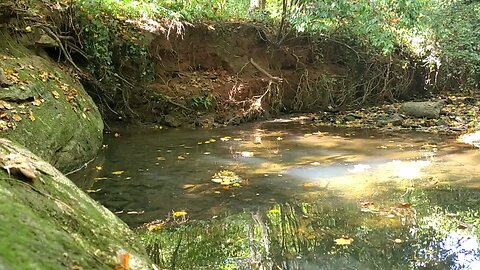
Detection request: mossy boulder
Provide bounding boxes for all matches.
[0,139,151,269]
[0,30,103,172]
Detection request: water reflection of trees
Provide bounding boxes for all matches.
[140,189,480,269]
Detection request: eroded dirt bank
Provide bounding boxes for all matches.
[129,22,427,128]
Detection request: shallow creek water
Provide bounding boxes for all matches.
[71,116,480,269]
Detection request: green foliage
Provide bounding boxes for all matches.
[192,93,215,110]
[430,1,480,90]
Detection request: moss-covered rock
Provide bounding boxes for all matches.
[0,30,103,172]
[0,139,151,269]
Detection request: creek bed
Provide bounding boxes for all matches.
[71,116,480,269]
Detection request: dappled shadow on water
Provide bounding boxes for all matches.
[70,117,480,269]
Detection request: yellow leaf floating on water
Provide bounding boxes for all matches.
[95,166,103,171]
[334,237,353,245]
[240,151,254,157]
[112,170,124,175]
[172,210,187,217]
[220,136,231,142]
[94,177,109,181]
[156,156,166,161]
[25,26,32,32]
[177,155,185,160]
[209,139,216,143]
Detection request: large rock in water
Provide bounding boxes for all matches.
[0,139,152,269]
[399,101,445,119]
[0,31,103,172]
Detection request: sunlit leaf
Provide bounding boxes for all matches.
[147,223,164,232]
[240,151,254,157]
[86,189,101,193]
[172,210,187,217]
[183,184,195,189]
[334,237,353,245]
[394,238,404,244]
[112,170,124,175]
[177,155,185,160]
[51,90,60,99]
[95,166,103,171]
[156,156,166,161]
[12,114,22,122]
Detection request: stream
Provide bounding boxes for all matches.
[71,116,480,269]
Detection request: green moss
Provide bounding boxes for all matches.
[0,140,151,269]
[0,31,103,172]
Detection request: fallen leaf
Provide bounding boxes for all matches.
[115,251,130,270]
[28,111,35,121]
[0,100,12,110]
[112,170,124,175]
[172,210,187,217]
[183,184,195,189]
[95,166,102,171]
[177,155,185,160]
[334,237,353,246]
[240,151,254,157]
[393,238,403,244]
[0,153,37,181]
[147,223,164,232]
[51,90,60,99]
[25,26,32,32]
[86,189,101,193]
[12,114,22,122]
[156,156,166,161]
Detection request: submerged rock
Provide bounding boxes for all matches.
[0,139,152,269]
[399,101,445,119]
[0,31,103,172]
[375,114,403,127]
